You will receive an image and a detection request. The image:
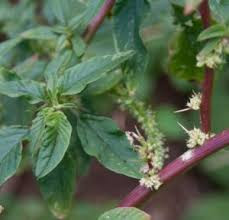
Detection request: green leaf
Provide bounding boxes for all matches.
[77,114,143,179]
[67,111,91,178]
[56,35,69,52]
[0,126,28,185]
[113,0,150,94]
[0,79,46,104]
[0,38,22,59]
[72,34,86,57]
[47,0,76,25]
[198,24,227,41]
[13,58,47,80]
[58,51,134,96]
[33,110,72,178]
[68,13,85,31]
[21,26,57,40]
[0,127,28,161]
[29,111,46,156]
[83,69,123,96]
[38,147,77,219]
[198,38,221,56]
[0,66,19,81]
[209,0,229,24]
[69,0,104,31]
[169,17,204,81]
[98,208,151,220]
[44,50,73,92]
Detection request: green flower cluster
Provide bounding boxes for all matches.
[117,85,168,189]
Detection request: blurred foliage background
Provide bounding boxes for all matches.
[0,0,229,219]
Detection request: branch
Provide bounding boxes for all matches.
[83,0,116,43]
[118,0,216,208]
[199,0,214,133]
[119,129,229,207]
[81,0,217,210]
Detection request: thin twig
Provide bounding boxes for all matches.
[199,0,214,133]
[83,0,116,43]
[119,129,229,207]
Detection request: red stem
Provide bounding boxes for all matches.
[119,129,229,207]
[200,67,214,133]
[199,0,214,133]
[83,0,116,43]
[199,0,211,28]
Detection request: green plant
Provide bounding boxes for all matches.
[0,0,229,219]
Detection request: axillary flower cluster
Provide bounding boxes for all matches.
[197,39,229,69]
[176,91,214,148]
[175,91,202,113]
[117,86,168,190]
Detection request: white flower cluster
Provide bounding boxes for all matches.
[176,92,214,149]
[197,41,224,68]
[140,175,162,190]
[187,92,202,110]
[176,91,202,113]
[178,123,215,148]
[186,127,214,148]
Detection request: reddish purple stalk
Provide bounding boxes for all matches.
[119,130,229,207]
[83,0,116,43]
[199,0,214,133]
[200,67,214,133]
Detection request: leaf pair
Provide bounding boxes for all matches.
[31,112,143,218]
[30,112,90,219]
[0,50,134,105]
[58,51,135,96]
[44,50,134,102]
